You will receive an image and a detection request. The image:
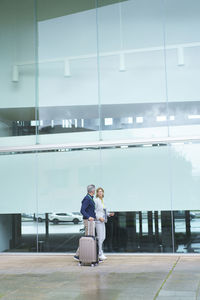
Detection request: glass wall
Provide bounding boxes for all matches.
[0,0,200,253]
[1,142,200,253]
[1,0,200,144]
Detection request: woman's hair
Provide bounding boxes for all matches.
[96,187,104,198]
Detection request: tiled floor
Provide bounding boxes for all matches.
[0,254,199,299]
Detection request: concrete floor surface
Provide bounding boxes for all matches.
[0,254,199,300]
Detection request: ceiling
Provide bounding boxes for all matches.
[37,0,128,22]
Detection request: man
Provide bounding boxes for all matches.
[73,184,96,261]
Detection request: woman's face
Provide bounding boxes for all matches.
[97,189,103,198]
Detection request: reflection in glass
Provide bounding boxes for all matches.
[0,210,199,253]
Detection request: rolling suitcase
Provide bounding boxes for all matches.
[79,220,99,266]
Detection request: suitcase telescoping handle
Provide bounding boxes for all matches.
[87,220,95,236]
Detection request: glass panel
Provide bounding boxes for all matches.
[0,154,37,214]
[170,143,200,211]
[33,212,84,252]
[100,146,171,211]
[105,211,174,253]
[37,150,101,213]
[97,0,168,141]
[37,0,100,144]
[170,142,200,253]
[0,214,13,252]
[174,210,200,253]
[0,213,37,253]
[164,0,200,137]
[0,0,37,146]
[21,213,38,252]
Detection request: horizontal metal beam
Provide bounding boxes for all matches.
[0,136,200,154]
[15,42,200,66]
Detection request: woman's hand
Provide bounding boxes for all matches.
[109,212,115,217]
[99,217,105,222]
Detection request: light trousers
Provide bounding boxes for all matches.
[95,221,106,257]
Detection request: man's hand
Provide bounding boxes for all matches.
[88,217,94,221]
[99,217,105,222]
[109,212,115,217]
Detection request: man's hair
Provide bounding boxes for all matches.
[87,184,95,193]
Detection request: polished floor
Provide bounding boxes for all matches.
[0,254,200,299]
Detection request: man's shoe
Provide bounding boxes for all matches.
[73,255,79,261]
[99,258,104,263]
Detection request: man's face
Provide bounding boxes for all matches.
[90,189,95,196]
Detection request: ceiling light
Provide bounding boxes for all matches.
[119,53,126,72]
[12,65,19,82]
[64,59,71,77]
[177,47,184,66]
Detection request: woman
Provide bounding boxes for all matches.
[95,187,114,260]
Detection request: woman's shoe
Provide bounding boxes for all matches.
[99,254,107,260]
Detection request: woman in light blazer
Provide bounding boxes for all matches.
[95,187,114,260]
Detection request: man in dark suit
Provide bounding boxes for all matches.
[74,184,96,261]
